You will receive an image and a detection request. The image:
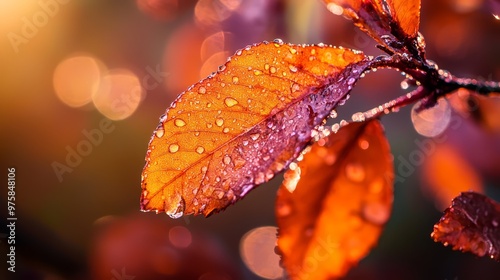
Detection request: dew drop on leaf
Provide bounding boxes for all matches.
[174,118,187,127]
[169,144,180,153]
[411,98,451,137]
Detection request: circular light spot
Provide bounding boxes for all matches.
[53,54,105,108]
[345,163,366,183]
[92,69,144,120]
[240,226,283,279]
[168,226,192,248]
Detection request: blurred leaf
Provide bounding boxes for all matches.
[432,192,500,261]
[450,89,500,133]
[421,144,483,210]
[276,120,394,279]
[141,41,374,218]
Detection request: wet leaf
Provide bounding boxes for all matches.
[141,41,374,217]
[276,120,394,279]
[323,0,421,50]
[421,144,483,210]
[432,192,500,261]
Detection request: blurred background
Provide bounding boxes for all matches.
[1,0,500,279]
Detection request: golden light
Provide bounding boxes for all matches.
[53,54,105,108]
[92,69,143,120]
[240,226,283,279]
[411,98,451,137]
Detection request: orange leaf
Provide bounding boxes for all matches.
[141,41,373,217]
[323,0,421,47]
[432,192,500,260]
[276,120,394,279]
[388,0,421,39]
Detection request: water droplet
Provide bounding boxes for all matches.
[223,155,232,165]
[332,123,340,133]
[264,64,270,70]
[206,123,213,128]
[198,87,207,94]
[401,80,409,90]
[232,76,239,83]
[174,118,186,127]
[234,158,246,169]
[282,71,287,77]
[236,49,242,56]
[215,176,221,182]
[223,127,230,133]
[289,48,297,54]
[273,38,283,45]
[288,65,298,73]
[326,3,343,15]
[206,102,212,108]
[351,112,365,122]
[345,163,365,182]
[196,146,205,154]
[363,202,390,225]
[224,97,238,107]
[168,199,186,219]
[347,77,356,85]
[263,155,270,161]
[291,83,300,93]
[411,98,451,137]
[242,140,249,146]
[217,191,224,199]
[250,133,260,140]
[155,127,165,138]
[329,110,338,118]
[270,66,277,74]
[169,144,180,153]
[254,70,263,76]
[201,166,208,173]
[194,131,200,136]
[215,118,224,127]
[255,172,266,184]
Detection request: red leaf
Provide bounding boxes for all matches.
[141,41,374,217]
[276,120,394,279]
[432,192,500,260]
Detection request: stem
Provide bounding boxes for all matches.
[361,86,429,120]
[447,77,500,96]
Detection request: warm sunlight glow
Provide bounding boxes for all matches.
[53,54,104,108]
[92,69,143,120]
[194,0,242,26]
[240,226,283,279]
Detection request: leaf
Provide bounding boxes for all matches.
[141,40,374,218]
[431,192,500,261]
[323,0,421,50]
[421,144,483,210]
[276,120,394,280]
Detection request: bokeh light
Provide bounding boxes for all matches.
[411,98,451,137]
[53,54,105,108]
[136,0,179,21]
[168,226,192,248]
[194,0,242,27]
[92,69,144,120]
[240,226,283,279]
